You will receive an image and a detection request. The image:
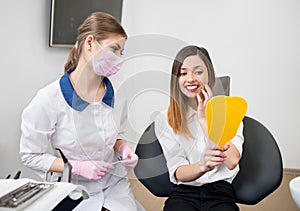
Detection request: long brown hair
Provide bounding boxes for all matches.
[167,45,216,138]
[64,12,127,72]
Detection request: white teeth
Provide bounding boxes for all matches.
[186,85,198,90]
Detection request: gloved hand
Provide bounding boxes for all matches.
[69,160,114,180]
[117,143,139,170]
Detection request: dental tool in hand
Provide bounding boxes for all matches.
[111,157,123,165]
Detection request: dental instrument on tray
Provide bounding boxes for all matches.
[0,181,54,210]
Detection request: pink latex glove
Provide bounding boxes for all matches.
[117,143,138,170]
[69,160,114,180]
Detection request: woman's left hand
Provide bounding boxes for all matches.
[202,144,227,171]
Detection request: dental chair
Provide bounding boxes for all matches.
[133,76,283,205]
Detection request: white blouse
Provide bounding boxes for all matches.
[154,108,244,186]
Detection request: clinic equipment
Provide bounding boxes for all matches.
[56,148,72,183]
[45,148,72,182]
[0,181,54,210]
[289,176,300,208]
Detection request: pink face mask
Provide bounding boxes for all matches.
[92,45,123,77]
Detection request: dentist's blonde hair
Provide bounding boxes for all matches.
[64,12,127,72]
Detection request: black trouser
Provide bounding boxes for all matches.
[163,180,239,211]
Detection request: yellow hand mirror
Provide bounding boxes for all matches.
[205,96,247,147]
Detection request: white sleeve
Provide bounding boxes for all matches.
[154,111,189,184]
[230,122,244,155]
[19,90,57,172]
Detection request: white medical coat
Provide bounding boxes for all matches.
[20,68,142,211]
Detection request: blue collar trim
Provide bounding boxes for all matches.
[102,77,115,108]
[60,67,114,111]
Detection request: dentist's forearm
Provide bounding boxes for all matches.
[49,158,64,172]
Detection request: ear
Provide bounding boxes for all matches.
[85,35,94,51]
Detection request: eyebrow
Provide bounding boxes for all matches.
[181,65,204,70]
[193,65,204,70]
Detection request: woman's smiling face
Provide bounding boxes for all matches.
[178,55,209,99]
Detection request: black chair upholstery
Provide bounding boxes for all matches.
[134,116,283,205]
[134,121,173,197]
[213,75,230,96]
[231,116,283,204]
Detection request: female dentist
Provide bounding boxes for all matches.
[20,12,142,211]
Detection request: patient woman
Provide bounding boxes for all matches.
[154,45,244,211]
